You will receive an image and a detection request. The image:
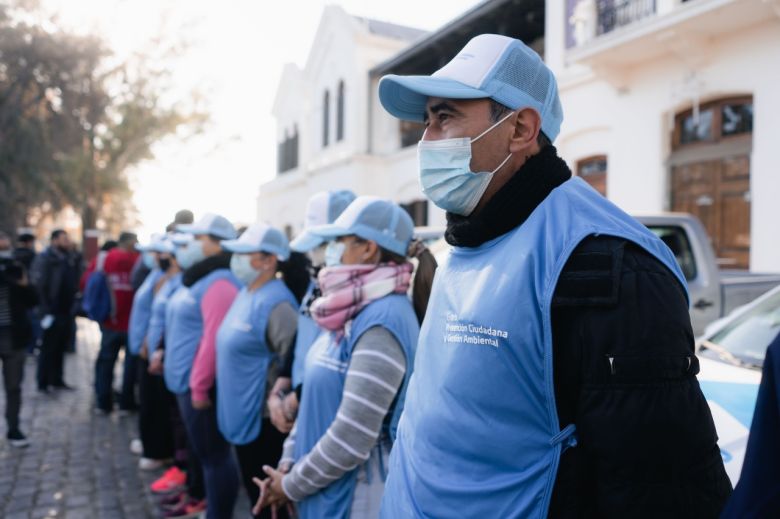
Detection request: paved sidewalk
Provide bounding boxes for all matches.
[0,319,163,519]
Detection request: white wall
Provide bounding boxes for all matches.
[549,1,780,270]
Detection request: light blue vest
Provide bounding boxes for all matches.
[164,269,239,394]
[295,293,419,519]
[380,178,687,518]
[215,279,297,445]
[128,268,163,355]
[146,273,182,357]
[292,314,322,389]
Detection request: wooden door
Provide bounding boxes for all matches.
[671,156,751,269]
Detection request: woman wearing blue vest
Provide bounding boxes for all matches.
[254,197,435,519]
[128,234,172,471]
[216,223,310,519]
[165,214,241,519]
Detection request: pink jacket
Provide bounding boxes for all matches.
[190,279,238,402]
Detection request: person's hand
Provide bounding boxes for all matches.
[282,391,299,422]
[17,270,29,286]
[192,395,212,410]
[41,314,54,330]
[252,466,289,515]
[139,343,148,360]
[148,350,164,375]
[269,378,294,433]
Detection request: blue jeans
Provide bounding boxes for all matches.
[176,390,239,519]
[94,329,137,411]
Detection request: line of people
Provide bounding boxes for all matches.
[121,192,434,518]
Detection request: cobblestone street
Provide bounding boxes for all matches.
[1,320,172,519]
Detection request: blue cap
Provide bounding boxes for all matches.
[378,34,563,142]
[291,190,357,252]
[308,196,414,257]
[170,232,194,247]
[222,222,290,261]
[177,213,237,240]
[137,234,174,254]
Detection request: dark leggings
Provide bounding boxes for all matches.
[137,358,174,459]
[235,418,289,519]
[176,390,239,519]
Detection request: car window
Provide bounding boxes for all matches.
[648,225,697,281]
[708,290,780,367]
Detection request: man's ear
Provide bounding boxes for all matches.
[508,108,542,154]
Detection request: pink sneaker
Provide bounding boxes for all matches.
[150,466,186,494]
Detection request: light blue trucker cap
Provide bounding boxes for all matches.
[290,190,357,253]
[378,34,563,142]
[221,222,290,261]
[137,234,174,254]
[177,213,237,240]
[307,196,414,257]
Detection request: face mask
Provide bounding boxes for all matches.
[176,240,205,270]
[417,110,515,216]
[158,257,172,272]
[230,254,262,286]
[308,244,326,268]
[324,241,346,267]
[142,252,156,270]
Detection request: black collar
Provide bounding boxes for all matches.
[182,252,232,287]
[445,145,572,248]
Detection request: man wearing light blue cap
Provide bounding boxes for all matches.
[378,34,730,517]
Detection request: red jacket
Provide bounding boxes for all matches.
[102,248,138,332]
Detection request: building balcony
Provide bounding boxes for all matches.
[565,0,777,70]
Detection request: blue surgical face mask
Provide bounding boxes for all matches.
[176,240,205,270]
[142,252,156,270]
[230,254,262,286]
[324,241,346,267]
[417,110,515,216]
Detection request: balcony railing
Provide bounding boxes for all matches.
[596,0,657,36]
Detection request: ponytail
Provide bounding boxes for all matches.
[278,251,312,304]
[379,239,438,324]
[407,240,437,324]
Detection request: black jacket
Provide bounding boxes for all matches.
[446,146,731,518]
[30,246,81,316]
[0,257,39,349]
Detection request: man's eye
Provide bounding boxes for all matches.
[438,113,450,122]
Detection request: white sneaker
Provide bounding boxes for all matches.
[139,457,172,471]
[129,438,143,455]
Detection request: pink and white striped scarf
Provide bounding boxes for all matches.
[311,262,413,332]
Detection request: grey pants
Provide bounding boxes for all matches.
[0,329,25,432]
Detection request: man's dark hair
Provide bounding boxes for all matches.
[50,229,66,241]
[118,232,137,245]
[488,99,550,149]
[17,233,35,244]
[101,240,118,252]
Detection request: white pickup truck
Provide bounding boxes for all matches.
[419,213,780,336]
[636,214,780,336]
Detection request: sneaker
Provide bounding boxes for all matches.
[163,498,206,519]
[52,382,75,390]
[150,466,187,494]
[139,457,172,471]
[159,491,187,512]
[129,438,143,455]
[7,429,30,448]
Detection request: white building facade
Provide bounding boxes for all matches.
[261,0,780,272]
[547,0,780,271]
[257,6,432,237]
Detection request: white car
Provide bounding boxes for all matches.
[696,285,780,484]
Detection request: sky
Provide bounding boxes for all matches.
[42,0,481,240]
